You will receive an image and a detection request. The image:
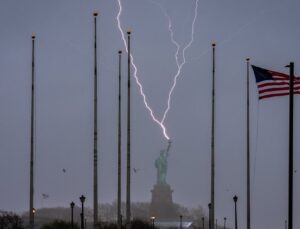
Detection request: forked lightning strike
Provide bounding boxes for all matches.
[117,0,170,140]
[116,0,199,140]
[159,0,199,123]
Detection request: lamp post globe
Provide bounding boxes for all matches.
[223,217,227,229]
[233,195,238,229]
[79,195,86,229]
[150,216,155,229]
[80,195,86,204]
[70,202,75,229]
[233,195,238,203]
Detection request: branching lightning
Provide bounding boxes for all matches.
[158,0,199,124]
[116,0,199,140]
[117,0,170,140]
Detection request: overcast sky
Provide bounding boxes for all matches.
[0,0,300,228]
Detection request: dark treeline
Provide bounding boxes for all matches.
[1,201,230,228]
[0,211,25,229]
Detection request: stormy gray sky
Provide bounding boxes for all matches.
[0,0,299,228]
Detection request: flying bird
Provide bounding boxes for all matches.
[133,168,140,173]
[42,193,49,199]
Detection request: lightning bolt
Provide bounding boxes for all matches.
[116,0,199,140]
[157,0,199,124]
[117,0,170,140]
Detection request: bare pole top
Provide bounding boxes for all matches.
[118,50,122,54]
[127,30,131,35]
[93,11,98,17]
[31,33,36,39]
[212,42,216,47]
[246,57,250,62]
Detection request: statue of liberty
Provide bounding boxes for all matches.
[155,140,171,185]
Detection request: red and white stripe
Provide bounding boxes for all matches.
[257,71,300,99]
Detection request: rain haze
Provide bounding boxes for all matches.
[0,0,300,228]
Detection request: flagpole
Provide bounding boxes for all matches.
[93,11,99,229]
[117,50,122,229]
[126,31,131,229]
[286,62,294,229]
[210,42,216,229]
[246,58,251,229]
[29,33,35,229]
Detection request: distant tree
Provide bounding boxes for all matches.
[131,202,150,220]
[0,211,25,229]
[131,219,153,229]
[99,201,151,222]
[187,205,206,227]
[100,203,116,222]
[21,201,208,228]
[101,222,117,229]
[41,220,79,229]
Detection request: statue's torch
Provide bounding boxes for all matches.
[167,140,172,152]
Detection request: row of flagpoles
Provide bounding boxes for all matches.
[27,13,297,229]
[205,44,297,229]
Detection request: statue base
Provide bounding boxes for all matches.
[149,184,178,220]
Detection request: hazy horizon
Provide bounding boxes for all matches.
[0,0,299,228]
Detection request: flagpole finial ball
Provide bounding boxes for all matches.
[118,50,122,54]
[31,33,36,39]
[93,11,98,17]
[212,42,216,47]
[127,31,131,35]
[246,58,250,62]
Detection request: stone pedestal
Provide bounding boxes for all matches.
[149,184,178,220]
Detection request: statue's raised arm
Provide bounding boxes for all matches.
[166,140,172,153]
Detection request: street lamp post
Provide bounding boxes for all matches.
[223,217,227,229]
[208,203,211,229]
[70,202,75,229]
[180,215,183,229]
[150,216,155,229]
[233,195,238,229]
[202,217,205,229]
[80,195,86,229]
[120,214,123,228]
[31,208,36,229]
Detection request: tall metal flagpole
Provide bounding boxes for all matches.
[286,62,294,229]
[210,43,216,229]
[29,33,35,229]
[93,11,99,229]
[246,58,251,229]
[126,31,131,229]
[117,50,122,229]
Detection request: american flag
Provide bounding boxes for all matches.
[252,65,300,100]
